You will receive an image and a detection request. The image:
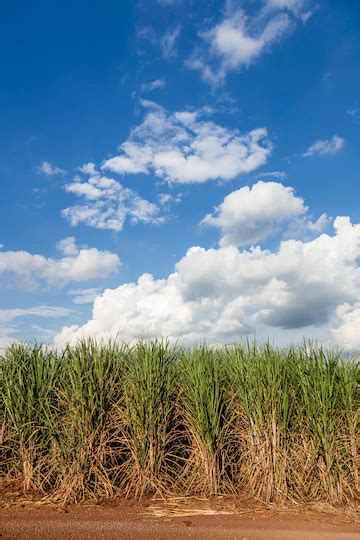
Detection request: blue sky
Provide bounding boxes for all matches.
[1,0,360,349]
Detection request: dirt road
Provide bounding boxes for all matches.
[1,500,359,539]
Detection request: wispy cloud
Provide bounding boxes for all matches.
[256,170,287,180]
[303,135,345,157]
[161,26,181,59]
[347,105,360,119]
[140,79,166,92]
[187,0,312,85]
[69,288,102,304]
[0,305,73,324]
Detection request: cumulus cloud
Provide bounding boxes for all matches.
[303,135,345,157]
[187,1,311,84]
[202,181,307,246]
[102,105,271,184]
[62,165,164,231]
[331,303,360,352]
[54,213,360,349]
[38,161,66,176]
[0,238,120,288]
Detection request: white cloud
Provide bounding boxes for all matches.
[347,105,360,119]
[0,238,120,288]
[141,79,166,92]
[56,236,79,256]
[161,26,181,59]
[62,166,164,231]
[0,327,18,351]
[283,212,330,240]
[306,213,330,233]
[102,105,271,184]
[78,162,98,175]
[54,211,360,350]
[38,161,66,176]
[331,303,360,351]
[0,306,74,351]
[264,0,309,15]
[303,135,345,157]
[157,192,183,207]
[256,170,287,180]
[0,306,73,324]
[202,181,307,246]
[188,1,311,84]
[68,288,102,304]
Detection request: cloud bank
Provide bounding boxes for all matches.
[54,184,360,352]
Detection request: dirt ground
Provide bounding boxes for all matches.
[1,497,359,540]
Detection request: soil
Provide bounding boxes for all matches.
[1,496,359,540]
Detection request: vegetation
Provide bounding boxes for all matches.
[1,339,359,506]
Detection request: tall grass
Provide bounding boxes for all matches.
[118,340,177,497]
[226,343,295,502]
[178,346,230,495]
[1,339,359,506]
[51,339,126,503]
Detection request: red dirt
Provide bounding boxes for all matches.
[1,498,359,539]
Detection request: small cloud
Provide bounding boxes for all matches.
[347,105,360,119]
[307,212,330,233]
[284,212,331,240]
[69,288,102,304]
[101,105,272,184]
[303,135,345,157]
[63,168,164,232]
[78,162,98,175]
[0,241,119,288]
[157,192,183,207]
[157,0,181,4]
[202,181,307,247]
[37,161,66,176]
[139,98,164,110]
[56,237,79,257]
[141,79,166,92]
[0,305,74,325]
[256,170,287,180]
[161,26,181,59]
[187,1,311,85]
